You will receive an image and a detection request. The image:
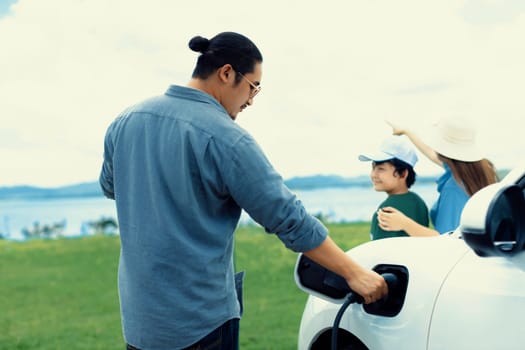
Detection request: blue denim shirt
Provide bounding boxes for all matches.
[99,85,327,349]
[430,165,469,234]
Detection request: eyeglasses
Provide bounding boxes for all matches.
[237,71,261,98]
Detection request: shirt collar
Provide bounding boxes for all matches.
[165,85,228,116]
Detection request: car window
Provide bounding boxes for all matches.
[518,175,525,196]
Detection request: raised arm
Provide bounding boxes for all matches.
[386,120,443,168]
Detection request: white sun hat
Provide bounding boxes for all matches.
[428,117,483,162]
[358,135,418,167]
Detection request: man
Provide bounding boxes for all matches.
[100,31,387,350]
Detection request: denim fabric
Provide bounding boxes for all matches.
[183,319,239,350]
[126,319,239,350]
[234,271,245,317]
[101,85,328,349]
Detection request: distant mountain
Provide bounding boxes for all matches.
[0,167,511,200]
[4,170,495,200]
[0,182,104,200]
[284,174,438,190]
[284,174,371,189]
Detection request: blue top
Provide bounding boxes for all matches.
[99,85,327,349]
[430,165,469,234]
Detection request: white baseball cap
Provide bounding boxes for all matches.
[359,136,418,167]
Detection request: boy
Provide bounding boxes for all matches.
[359,136,429,240]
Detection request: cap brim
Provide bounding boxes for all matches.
[358,152,394,163]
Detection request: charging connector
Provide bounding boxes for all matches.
[331,272,400,350]
[295,255,409,348]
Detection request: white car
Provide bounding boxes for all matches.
[295,165,525,350]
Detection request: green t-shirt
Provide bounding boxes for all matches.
[371,191,429,240]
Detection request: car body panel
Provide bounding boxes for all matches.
[428,250,525,350]
[298,235,470,349]
[297,165,525,350]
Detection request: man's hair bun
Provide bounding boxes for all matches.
[189,32,262,79]
[188,36,210,53]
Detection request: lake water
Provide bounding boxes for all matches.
[0,183,438,241]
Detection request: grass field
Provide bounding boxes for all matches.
[0,222,370,350]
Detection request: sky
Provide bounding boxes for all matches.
[1,0,524,187]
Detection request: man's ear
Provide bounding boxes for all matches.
[217,64,234,83]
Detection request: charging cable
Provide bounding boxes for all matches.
[331,273,398,350]
[331,292,361,349]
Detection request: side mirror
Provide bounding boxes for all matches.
[461,183,525,257]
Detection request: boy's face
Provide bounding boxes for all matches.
[370,161,408,195]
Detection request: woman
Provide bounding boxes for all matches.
[378,117,498,235]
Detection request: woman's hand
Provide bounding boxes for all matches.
[377,206,408,231]
[378,206,440,237]
[385,119,443,168]
[385,120,406,136]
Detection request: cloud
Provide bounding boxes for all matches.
[1,0,524,186]
[394,82,453,95]
[461,0,525,25]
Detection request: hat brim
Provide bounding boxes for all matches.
[428,135,483,162]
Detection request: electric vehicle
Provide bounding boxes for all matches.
[295,165,525,350]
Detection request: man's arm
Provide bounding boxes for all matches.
[303,236,388,304]
[222,135,387,303]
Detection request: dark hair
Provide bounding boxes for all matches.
[439,155,499,196]
[375,159,417,188]
[188,32,263,82]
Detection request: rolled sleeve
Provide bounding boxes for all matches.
[273,211,328,252]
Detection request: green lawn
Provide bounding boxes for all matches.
[0,222,370,350]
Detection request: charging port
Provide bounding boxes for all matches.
[363,264,409,317]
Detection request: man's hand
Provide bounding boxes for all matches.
[303,236,388,304]
[345,266,388,304]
